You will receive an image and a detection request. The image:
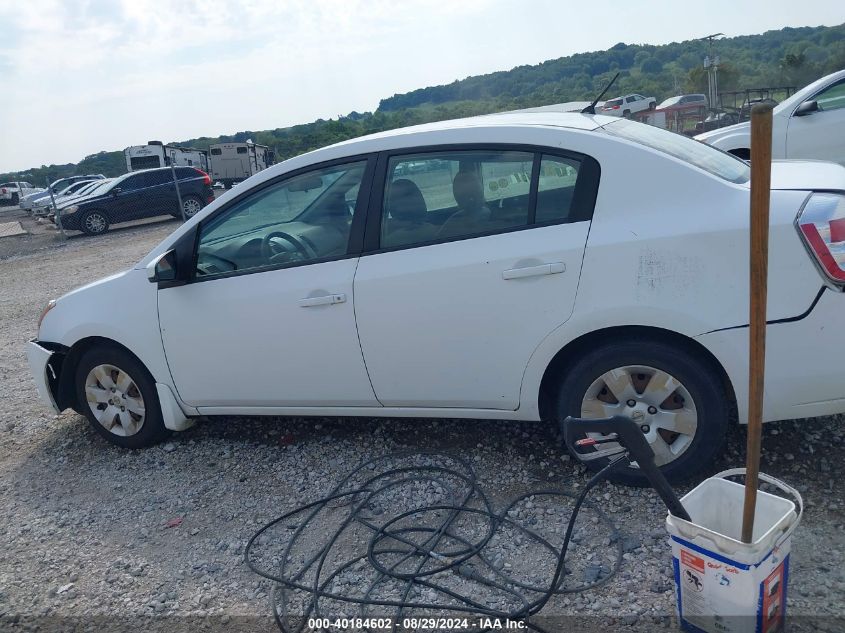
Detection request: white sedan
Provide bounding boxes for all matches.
[696,69,845,164]
[27,113,845,484]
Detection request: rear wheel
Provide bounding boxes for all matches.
[11,193,19,205]
[555,339,730,485]
[649,102,656,110]
[75,345,168,448]
[80,209,109,235]
[622,109,631,118]
[181,195,203,218]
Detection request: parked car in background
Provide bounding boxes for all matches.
[657,94,707,115]
[694,111,740,134]
[697,69,845,163]
[0,181,39,206]
[27,112,845,486]
[20,174,105,211]
[599,94,656,117]
[30,179,97,215]
[51,167,214,234]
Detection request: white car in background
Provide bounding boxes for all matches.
[30,179,98,215]
[0,181,40,206]
[26,113,845,484]
[696,69,845,163]
[598,94,657,117]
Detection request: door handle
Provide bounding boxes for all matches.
[298,293,346,307]
[502,262,565,280]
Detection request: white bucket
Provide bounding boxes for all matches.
[665,468,802,633]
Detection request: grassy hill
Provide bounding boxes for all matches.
[4,23,843,184]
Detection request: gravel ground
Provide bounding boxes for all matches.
[0,223,843,632]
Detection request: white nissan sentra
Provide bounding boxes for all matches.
[27,113,845,483]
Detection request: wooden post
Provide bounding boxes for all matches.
[741,103,774,544]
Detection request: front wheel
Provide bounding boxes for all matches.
[75,345,169,448]
[555,339,730,485]
[80,209,110,235]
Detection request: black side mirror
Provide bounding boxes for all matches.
[794,100,819,117]
[145,227,197,288]
[112,187,122,195]
[147,250,177,284]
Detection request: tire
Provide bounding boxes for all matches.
[80,209,110,235]
[75,345,169,448]
[622,110,631,118]
[181,195,203,218]
[649,102,656,110]
[11,193,19,205]
[555,339,730,485]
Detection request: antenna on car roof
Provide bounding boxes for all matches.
[581,72,620,115]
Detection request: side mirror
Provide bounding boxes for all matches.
[794,100,819,117]
[112,187,122,196]
[147,250,177,283]
[145,226,197,287]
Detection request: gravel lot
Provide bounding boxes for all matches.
[0,221,843,632]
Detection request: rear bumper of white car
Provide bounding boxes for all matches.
[698,288,845,423]
[26,340,61,413]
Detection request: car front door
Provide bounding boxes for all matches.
[157,157,380,408]
[353,147,600,410]
[110,173,146,222]
[787,79,845,165]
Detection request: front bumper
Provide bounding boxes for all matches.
[26,340,61,413]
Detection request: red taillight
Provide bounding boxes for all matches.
[194,168,211,186]
[612,105,620,109]
[0,188,6,194]
[797,193,845,284]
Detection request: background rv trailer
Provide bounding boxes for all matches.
[124,142,209,173]
[209,142,275,188]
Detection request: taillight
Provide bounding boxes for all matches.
[797,193,845,285]
[612,105,620,109]
[194,168,212,186]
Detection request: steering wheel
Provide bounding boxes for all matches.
[261,231,311,263]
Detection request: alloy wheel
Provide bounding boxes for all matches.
[183,198,202,217]
[84,213,107,233]
[580,364,698,467]
[84,364,146,436]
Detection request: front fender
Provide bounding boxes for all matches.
[38,269,176,398]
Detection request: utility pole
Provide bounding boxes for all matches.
[700,33,724,108]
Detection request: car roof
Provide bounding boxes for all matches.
[321,112,613,153]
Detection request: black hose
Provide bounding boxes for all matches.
[245,451,628,632]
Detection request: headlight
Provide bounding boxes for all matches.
[64,205,78,214]
[38,299,57,333]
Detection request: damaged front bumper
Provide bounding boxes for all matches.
[26,339,64,413]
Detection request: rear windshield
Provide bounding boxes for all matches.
[606,98,623,106]
[601,119,750,184]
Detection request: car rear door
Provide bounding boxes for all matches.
[787,78,845,165]
[353,147,600,410]
[157,156,380,408]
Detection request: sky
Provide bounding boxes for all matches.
[0,0,842,173]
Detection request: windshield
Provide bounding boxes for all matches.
[73,181,103,197]
[84,179,117,197]
[601,118,750,184]
[658,96,682,108]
